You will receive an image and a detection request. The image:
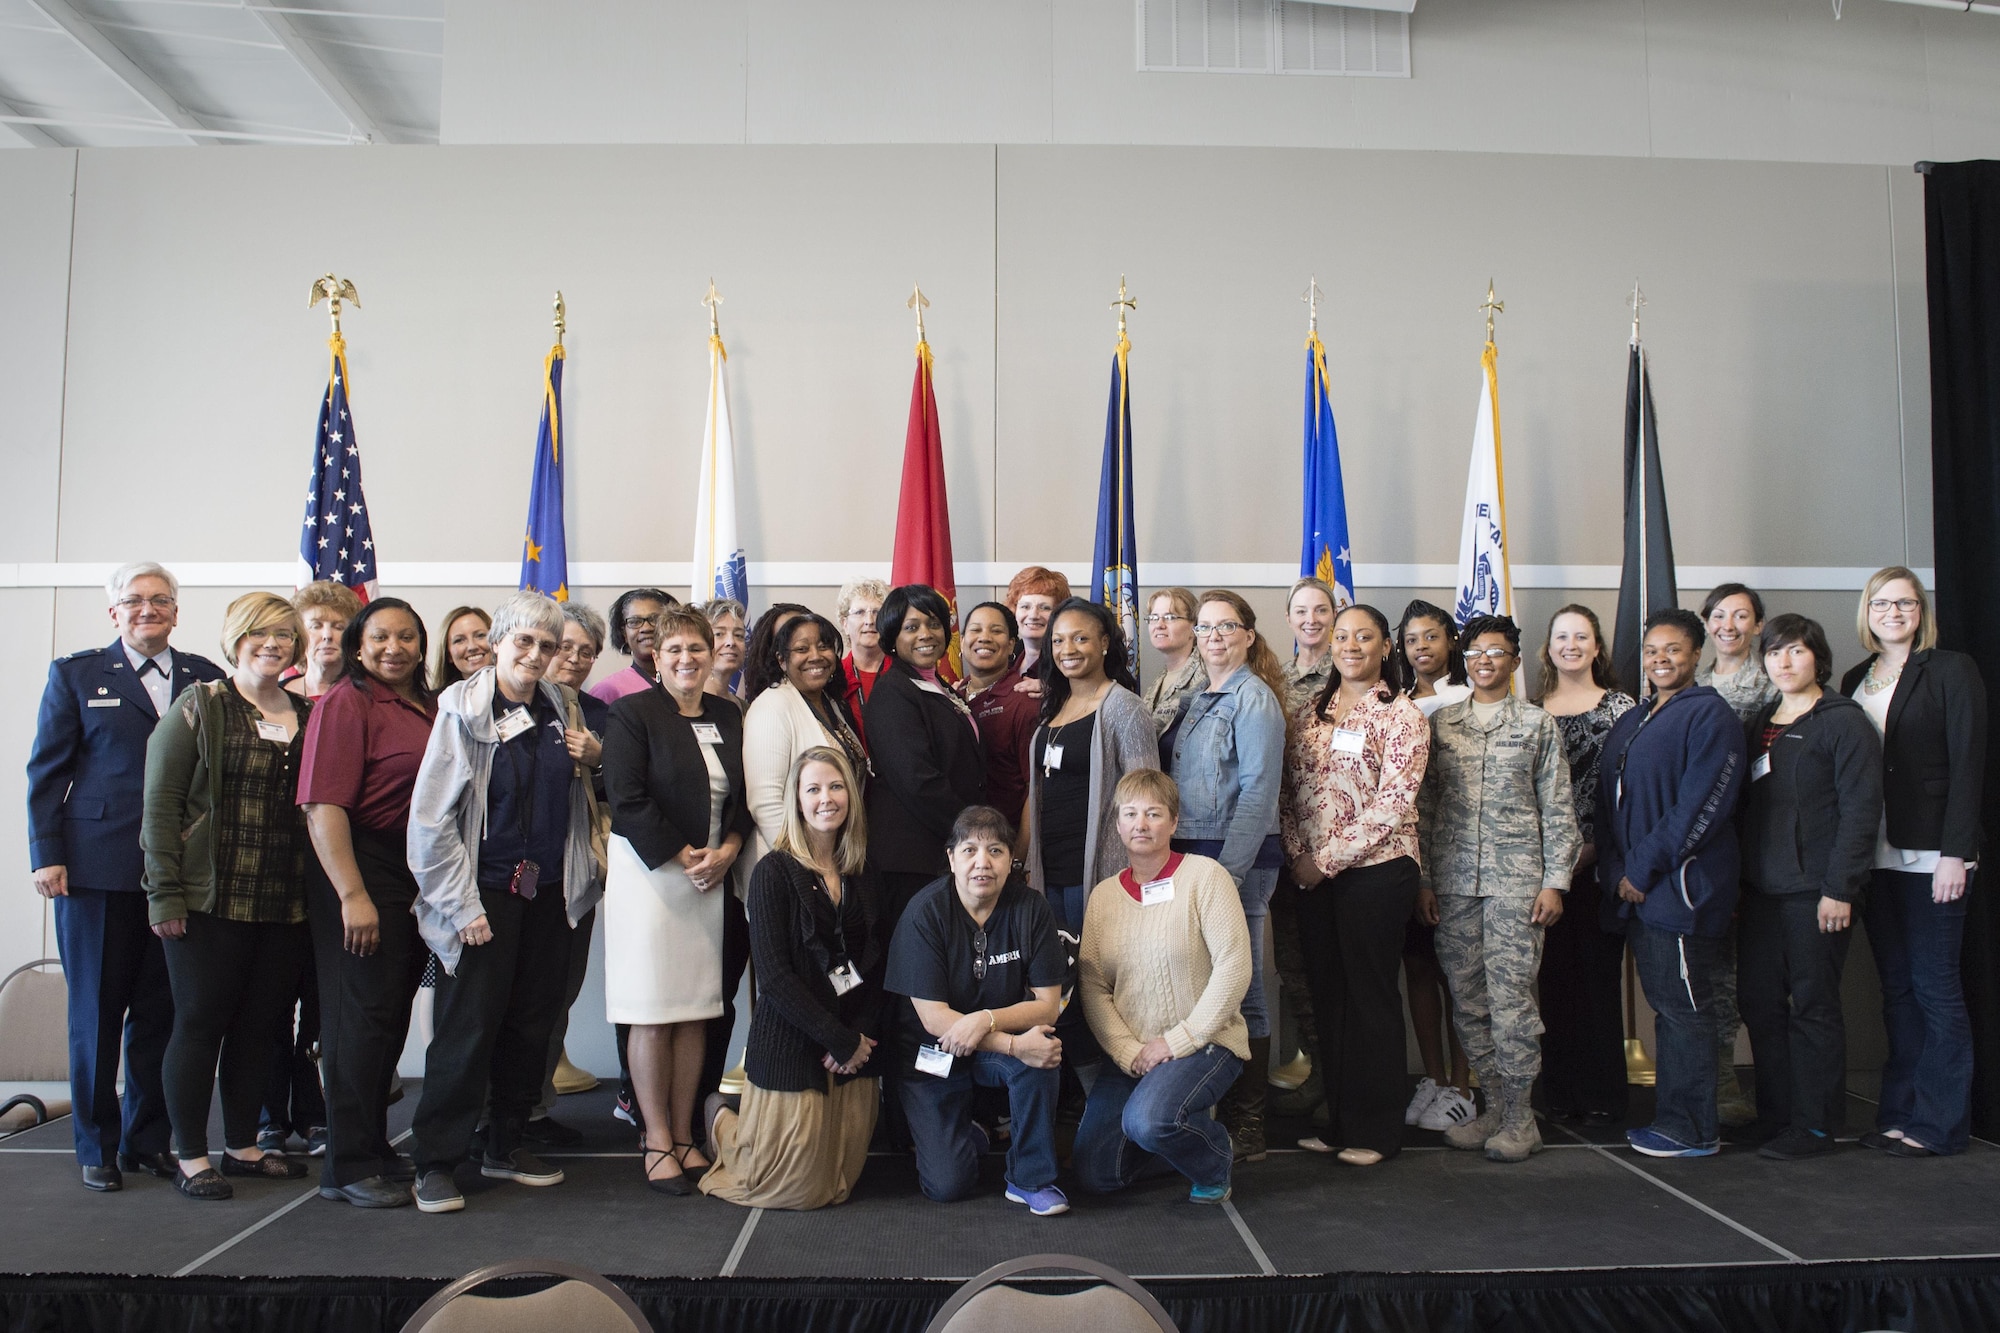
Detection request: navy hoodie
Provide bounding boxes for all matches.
[1595,684,1747,938]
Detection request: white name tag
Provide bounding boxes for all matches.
[915,1044,955,1077]
[1331,727,1366,755]
[827,961,862,996]
[691,722,724,745]
[87,698,121,708]
[255,720,290,743]
[1042,742,1063,771]
[495,707,534,742]
[1140,877,1176,906]
[1750,752,1772,782]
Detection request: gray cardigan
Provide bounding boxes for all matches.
[1025,684,1161,893]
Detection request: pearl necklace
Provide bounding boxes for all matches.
[1862,661,1903,695]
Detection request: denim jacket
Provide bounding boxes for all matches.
[1166,664,1286,885]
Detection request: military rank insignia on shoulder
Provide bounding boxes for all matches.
[57,647,103,663]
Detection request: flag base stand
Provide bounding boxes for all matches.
[1269,1053,1313,1092]
[1625,1038,1658,1088]
[719,1061,748,1098]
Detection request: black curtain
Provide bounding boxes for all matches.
[1925,159,2000,1142]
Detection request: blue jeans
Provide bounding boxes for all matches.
[1627,920,1720,1149]
[1072,1042,1241,1193]
[897,1050,1059,1200]
[1865,868,1974,1153]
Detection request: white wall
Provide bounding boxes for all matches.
[442,0,2000,165]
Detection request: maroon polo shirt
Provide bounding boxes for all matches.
[296,675,437,832]
[967,663,1038,829]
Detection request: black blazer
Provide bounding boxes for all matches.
[602,687,754,870]
[1839,648,1987,862]
[862,661,987,875]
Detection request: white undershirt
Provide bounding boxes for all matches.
[1417,681,1472,718]
[1856,679,1940,873]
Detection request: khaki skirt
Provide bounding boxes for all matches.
[698,1074,877,1210]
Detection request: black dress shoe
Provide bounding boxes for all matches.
[1882,1136,1938,1157]
[81,1164,123,1192]
[317,1175,413,1208]
[118,1151,176,1179]
[1859,1130,1903,1152]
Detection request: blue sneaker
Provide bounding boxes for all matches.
[1188,1182,1232,1205]
[1626,1126,1719,1158]
[1005,1182,1070,1216]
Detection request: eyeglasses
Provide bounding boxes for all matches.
[1463,647,1515,661]
[1193,621,1245,638]
[558,642,598,661]
[1868,598,1921,614]
[972,928,987,981]
[621,617,654,631]
[510,633,559,655]
[1146,613,1188,625]
[242,628,298,645]
[115,596,177,612]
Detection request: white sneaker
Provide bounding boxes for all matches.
[1403,1077,1442,1126]
[1419,1087,1479,1132]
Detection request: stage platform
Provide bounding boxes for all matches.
[3,1076,1998,1329]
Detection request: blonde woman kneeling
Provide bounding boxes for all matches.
[700,748,886,1209]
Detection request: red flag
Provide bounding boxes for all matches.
[890,338,960,678]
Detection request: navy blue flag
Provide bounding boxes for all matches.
[1300,331,1354,607]
[520,343,568,599]
[296,333,379,600]
[1091,331,1139,675]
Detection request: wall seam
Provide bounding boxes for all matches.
[1886,164,1911,568]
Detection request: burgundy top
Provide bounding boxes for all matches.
[842,654,883,748]
[1756,720,1785,758]
[965,663,1038,828]
[296,676,437,832]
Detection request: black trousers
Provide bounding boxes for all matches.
[414,880,571,1171]
[160,913,310,1159]
[1296,856,1421,1158]
[535,905,596,1116]
[698,889,751,1108]
[259,945,325,1139]
[1738,889,1852,1136]
[308,830,426,1187]
[1539,864,1630,1118]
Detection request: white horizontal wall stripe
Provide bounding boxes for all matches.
[0,562,1930,593]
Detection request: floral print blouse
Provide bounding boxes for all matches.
[1549,690,1635,847]
[1281,685,1430,878]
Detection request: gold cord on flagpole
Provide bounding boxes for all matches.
[308,273,359,340]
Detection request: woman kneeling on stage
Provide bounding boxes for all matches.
[405,591,602,1213]
[1074,769,1252,1205]
[701,747,887,1209]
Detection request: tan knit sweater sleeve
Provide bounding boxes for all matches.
[1163,858,1252,1059]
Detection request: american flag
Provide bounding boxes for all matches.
[297,335,379,601]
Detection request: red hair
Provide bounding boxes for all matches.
[1006,566,1071,607]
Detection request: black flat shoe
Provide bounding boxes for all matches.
[174,1167,233,1200]
[221,1152,307,1179]
[1882,1137,1938,1157]
[81,1164,122,1192]
[644,1147,692,1196]
[318,1174,414,1208]
[1859,1131,1904,1152]
[117,1150,176,1179]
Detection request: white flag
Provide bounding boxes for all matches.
[691,331,748,605]
[1453,342,1512,626]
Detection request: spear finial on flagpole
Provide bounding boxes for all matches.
[1303,276,1323,337]
[552,291,566,347]
[702,278,723,338]
[1480,279,1504,344]
[308,273,359,338]
[908,282,929,345]
[1111,274,1137,338]
[1628,279,1647,346]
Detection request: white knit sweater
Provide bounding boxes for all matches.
[1079,852,1252,1075]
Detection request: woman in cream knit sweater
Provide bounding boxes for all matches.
[1074,769,1252,1204]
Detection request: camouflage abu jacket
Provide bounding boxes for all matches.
[1416,694,1580,897]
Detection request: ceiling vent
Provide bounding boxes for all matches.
[1138,0,1411,77]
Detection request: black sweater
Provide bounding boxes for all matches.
[602,688,755,870]
[861,662,987,875]
[1838,648,1987,862]
[743,850,889,1093]
[1740,693,1883,902]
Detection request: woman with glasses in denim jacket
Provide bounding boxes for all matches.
[1160,590,1288,1163]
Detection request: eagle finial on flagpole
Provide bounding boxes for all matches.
[1628,280,1647,346]
[702,279,723,338]
[1303,276,1323,337]
[908,282,929,344]
[1479,279,1504,344]
[308,274,359,337]
[552,291,566,347]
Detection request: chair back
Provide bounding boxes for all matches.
[0,961,67,1082]
[399,1259,650,1333]
[923,1254,1178,1333]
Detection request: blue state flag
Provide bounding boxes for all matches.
[1300,331,1353,607]
[520,344,569,600]
[296,332,380,601]
[1092,332,1139,675]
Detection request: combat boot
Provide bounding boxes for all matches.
[1443,1068,1502,1151]
[1484,1080,1543,1162]
[1223,1037,1270,1162]
[1716,1051,1757,1127]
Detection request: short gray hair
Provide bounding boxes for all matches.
[561,601,607,654]
[836,578,890,625]
[106,561,178,603]
[487,590,565,646]
[695,597,747,625]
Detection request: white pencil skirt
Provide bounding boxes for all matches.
[602,833,724,1025]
